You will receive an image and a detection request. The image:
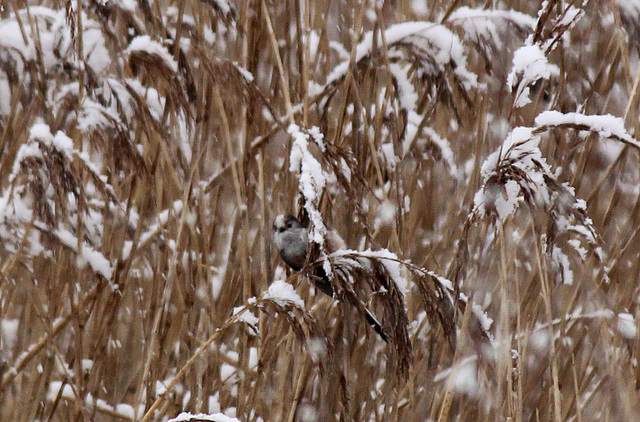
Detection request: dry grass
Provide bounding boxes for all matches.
[1,0,640,421]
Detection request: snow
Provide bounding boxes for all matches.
[617,0,640,16]
[474,126,548,218]
[114,404,137,419]
[48,381,142,419]
[112,0,137,12]
[12,123,75,172]
[307,337,328,362]
[211,273,224,300]
[50,225,113,281]
[264,279,305,308]
[326,21,478,90]
[233,306,259,326]
[450,359,477,396]
[534,111,640,149]
[81,359,94,372]
[233,62,254,82]
[208,0,232,16]
[471,303,493,332]
[1,319,19,357]
[380,143,398,170]
[288,124,328,244]
[551,245,574,285]
[374,200,396,228]
[77,98,123,133]
[126,200,184,259]
[0,8,109,75]
[127,35,178,72]
[220,363,236,381]
[507,45,559,107]
[331,248,410,295]
[447,7,536,46]
[617,313,637,340]
[47,381,75,401]
[208,392,221,413]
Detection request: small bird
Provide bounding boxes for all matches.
[272,214,388,342]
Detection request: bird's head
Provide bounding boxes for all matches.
[272,214,306,234]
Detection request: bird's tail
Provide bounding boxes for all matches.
[314,266,388,342]
[364,308,388,343]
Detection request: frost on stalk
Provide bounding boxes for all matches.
[259,280,328,367]
[534,111,640,150]
[232,305,259,336]
[0,122,120,283]
[473,118,610,285]
[287,124,328,245]
[388,63,458,177]
[506,2,587,108]
[317,21,479,177]
[447,7,536,49]
[349,21,478,89]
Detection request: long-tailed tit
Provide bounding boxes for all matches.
[272,214,388,342]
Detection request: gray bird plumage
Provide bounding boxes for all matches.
[272,214,388,342]
[272,214,308,271]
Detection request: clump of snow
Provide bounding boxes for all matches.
[471,303,493,332]
[617,313,637,340]
[127,35,178,72]
[534,111,640,149]
[77,98,123,134]
[264,279,305,308]
[529,329,549,352]
[81,359,94,372]
[551,245,574,285]
[449,360,478,396]
[331,248,410,295]
[47,381,75,402]
[208,392,221,414]
[1,319,19,357]
[326,21,478,90]
[617,0,640,15]
[233,62,254,82]
[307,337,328,362]
[288,124,328,245]
[374,200,396,229]
[51,226,113,281]
[474,126,549,219]
[507,45,559,108]
[232,306,259,332]
[48,381,140,419]
[447,7,536,47]
[114,404,137,419]
[167,412,240,422]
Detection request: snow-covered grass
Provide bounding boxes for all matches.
[1,1,639,421]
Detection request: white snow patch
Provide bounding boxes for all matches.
[534,111,640,149]
[617,313,637,340]
[264,279,305,308]
[167,412,240,422]
[127,35,178,72]
[1,319,19,357]
[450,360,477,396]
[507,45,559,108]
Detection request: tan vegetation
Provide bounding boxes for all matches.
[1,0,640,421]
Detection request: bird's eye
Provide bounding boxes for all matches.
[286,222,292,229]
